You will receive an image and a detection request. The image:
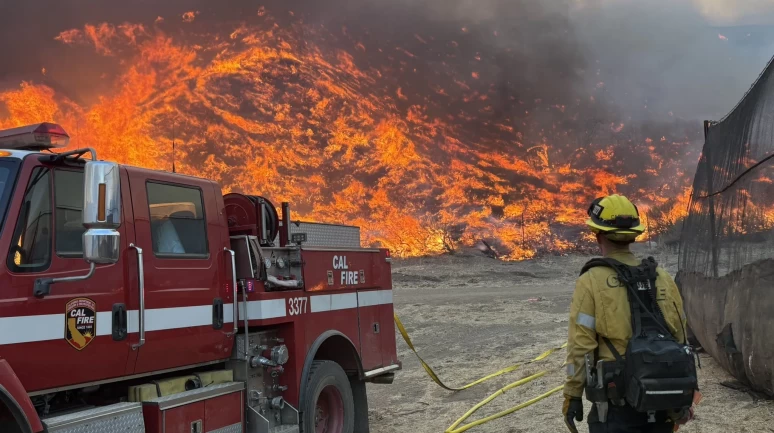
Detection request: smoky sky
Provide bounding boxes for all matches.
[343,0,774,122]
[0,0,772,123]
[571,0,774,121]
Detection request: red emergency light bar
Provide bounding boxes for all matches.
[0,122,70,150]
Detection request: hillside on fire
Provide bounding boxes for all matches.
[0,0,726,260]
[5,1,774,433]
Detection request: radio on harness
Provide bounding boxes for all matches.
[581,257,698,417]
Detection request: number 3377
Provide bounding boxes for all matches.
[288,297,308,315]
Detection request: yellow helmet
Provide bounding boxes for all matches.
[585,194,646,242]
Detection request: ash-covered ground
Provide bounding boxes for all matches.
[366,246,774,432]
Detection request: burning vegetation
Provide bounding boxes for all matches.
[0,2,699,259]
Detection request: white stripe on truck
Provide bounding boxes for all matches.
[309,293,358,313]
[0,313,64,345]
[237,299,287,321]
[357,290,393,307]
[127,305,216,333]
[0,290,393,345]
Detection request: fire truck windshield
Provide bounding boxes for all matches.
[0,159,20,242]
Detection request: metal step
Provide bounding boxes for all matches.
[270,425,300,433]
[42,402,144,433]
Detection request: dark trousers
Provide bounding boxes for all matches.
[588,404,674,433]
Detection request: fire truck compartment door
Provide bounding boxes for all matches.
[356,290,384,370]
[141,382,244,433]
[127,173,232,374]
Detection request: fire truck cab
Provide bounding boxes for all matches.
[0,123,399,433]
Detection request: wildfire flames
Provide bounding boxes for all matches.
[0,5,698,259]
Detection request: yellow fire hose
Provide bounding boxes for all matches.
[394,314,567,433]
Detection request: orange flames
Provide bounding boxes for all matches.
[0,10,696,259]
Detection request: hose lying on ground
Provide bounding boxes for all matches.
[394,314,567,433]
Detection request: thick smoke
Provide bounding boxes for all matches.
[2,0,761,255]
[570,0,774,121]
[4,0,770,121]
[291,0,774,122]
[690,0,774,26]
[0,0,751,192]
[345,0,774,122]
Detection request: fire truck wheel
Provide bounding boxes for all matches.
[302,361,355,433]
[0,403,25,433]
[0,420,23,433]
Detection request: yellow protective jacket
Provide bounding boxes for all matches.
[563,250,688,399]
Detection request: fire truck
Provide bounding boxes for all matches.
[0,123,400,433]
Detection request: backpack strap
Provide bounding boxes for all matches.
[580,256,673,338]
[602,337,625,364]
[582,258,632,362]
[640,257,667,325]
[624,258,671,336]
[580,257,620,276]
[602,337,625,365]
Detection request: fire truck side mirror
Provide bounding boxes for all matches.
[34,161,122,297]
[83,161,121,229]
[82,161,121,265]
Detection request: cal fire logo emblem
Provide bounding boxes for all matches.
[65,298,96,351]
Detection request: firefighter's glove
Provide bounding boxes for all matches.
[673,406,695,426]
[563,396,583,433]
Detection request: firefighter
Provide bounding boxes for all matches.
[562,194,695,433]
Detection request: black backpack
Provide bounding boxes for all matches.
[581,257,698,413]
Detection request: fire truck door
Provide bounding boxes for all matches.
[127,174,230,374]
[0,166,135,392]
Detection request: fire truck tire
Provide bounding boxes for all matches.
[301,361,355,433]
[0,420,23,433]
[0,391,30,433]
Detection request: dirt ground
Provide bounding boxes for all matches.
[366,245,774,433]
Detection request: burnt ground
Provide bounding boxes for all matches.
[366,246,774,433]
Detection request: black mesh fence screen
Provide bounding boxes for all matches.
[678,57,774,395]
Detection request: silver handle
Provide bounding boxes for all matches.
[130,243,145,350]
[225,248,238,336]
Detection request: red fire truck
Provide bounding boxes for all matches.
[0,123,400,433]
